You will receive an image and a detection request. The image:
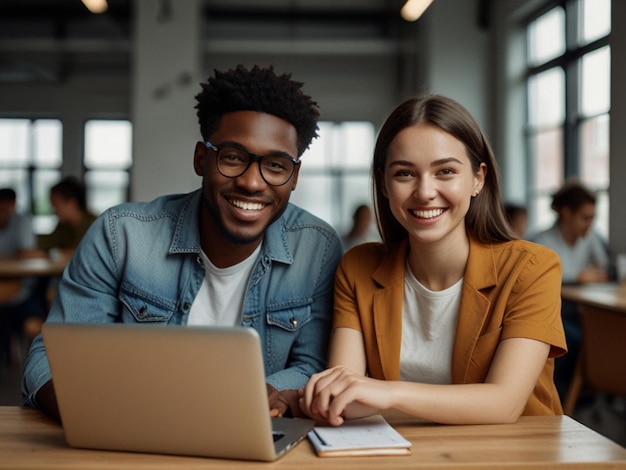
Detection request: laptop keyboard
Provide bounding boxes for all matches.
[272,432,285,442]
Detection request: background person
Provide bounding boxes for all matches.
[342,204,376,251]
[35,176,97,261]
[504,203,528,239]
[0,188,45,366]
[22,65,343,420]
[20,177,98,343]
[531,179,610,400]
[300,95,566,426]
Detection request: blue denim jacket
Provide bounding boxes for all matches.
[22,190,343,408]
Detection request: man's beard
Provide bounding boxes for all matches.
[201,180,288,246]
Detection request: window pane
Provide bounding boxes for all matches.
[580,0,611,45]
[533,192,556,232]
[289,173,333,223]
[85,170,129,214]
[528,7,565,66]
[33,119,63,167]
[580,114,609,188]
[528,68,565,127]
[0,119,29,166]
[337,122,375,168]
[594,190,609,240]
[84,120,133,169]
[33,170,61,216]
[581,46,610,117]
[532,128,563,191]
[301,122,334,169]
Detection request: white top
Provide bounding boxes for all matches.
[400,262,462,384]
[187,244,262,326]
[533,224,609,284]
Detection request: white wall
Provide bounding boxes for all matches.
[131,0,202,202]
[423,0,490,131]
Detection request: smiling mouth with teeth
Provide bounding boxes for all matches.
[229,199,265,211]
[411,208,444,219]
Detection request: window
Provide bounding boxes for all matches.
[525,0,611,238]
[83,120,133,215]
[0,118,62,234]
[288,121,377,238]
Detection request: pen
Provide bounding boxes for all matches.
[311,429,329,447]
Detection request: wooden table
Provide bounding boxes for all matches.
[561,283,626,314]
[1,407,626,469]
[0,257,68,278]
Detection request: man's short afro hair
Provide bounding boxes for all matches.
[195,65,320,157]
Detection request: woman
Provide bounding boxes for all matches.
[300,95,567,426]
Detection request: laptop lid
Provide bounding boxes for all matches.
[42,323,314,461]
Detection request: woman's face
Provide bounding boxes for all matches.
[382,123,485,247]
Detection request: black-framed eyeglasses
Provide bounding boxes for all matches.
[205,141,299,187]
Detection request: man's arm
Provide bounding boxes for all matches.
[22,213,122,410]
[265,230,343,408]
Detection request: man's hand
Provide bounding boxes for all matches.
[267,384,303,418]
[35,380,61,421]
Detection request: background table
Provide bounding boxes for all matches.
[561,282,626,314]
[560,282,626,415]
[0,257,68,278]
[2,407,626,469]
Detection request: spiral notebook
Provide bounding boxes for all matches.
[308,415,412,457]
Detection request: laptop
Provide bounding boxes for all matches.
[42,323,315,461]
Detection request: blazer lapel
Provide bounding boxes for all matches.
[451,238,497,383]
[371,241,409,380]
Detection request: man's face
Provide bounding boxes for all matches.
[194,110,300,251]
[565,202,596,239]
[50,193,76,223]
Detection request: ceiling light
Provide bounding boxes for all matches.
[81,0,108,14]
[401,0,434,22]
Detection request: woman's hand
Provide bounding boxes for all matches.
[299,366,385,426]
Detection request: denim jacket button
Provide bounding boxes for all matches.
[138,306,146,318]
[290,318,298,327]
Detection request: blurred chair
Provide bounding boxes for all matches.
[563,305,626,415]
[0,278,24,367]
[0,279,21,302]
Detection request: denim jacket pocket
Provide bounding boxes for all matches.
[265,297,312,332]
[119,283,176,323]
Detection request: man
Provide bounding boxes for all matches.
[22,65,343,420]
[0,188,42,365]
[36,176,98,259]
[0,188,35,259]
[531,179,610,400]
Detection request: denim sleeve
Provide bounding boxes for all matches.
[265,232,343,391]
[22,212,121,407]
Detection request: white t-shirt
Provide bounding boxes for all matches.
[187,244,262,326]
[400,262,462,384]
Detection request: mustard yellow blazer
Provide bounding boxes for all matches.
[333,237,567,415]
